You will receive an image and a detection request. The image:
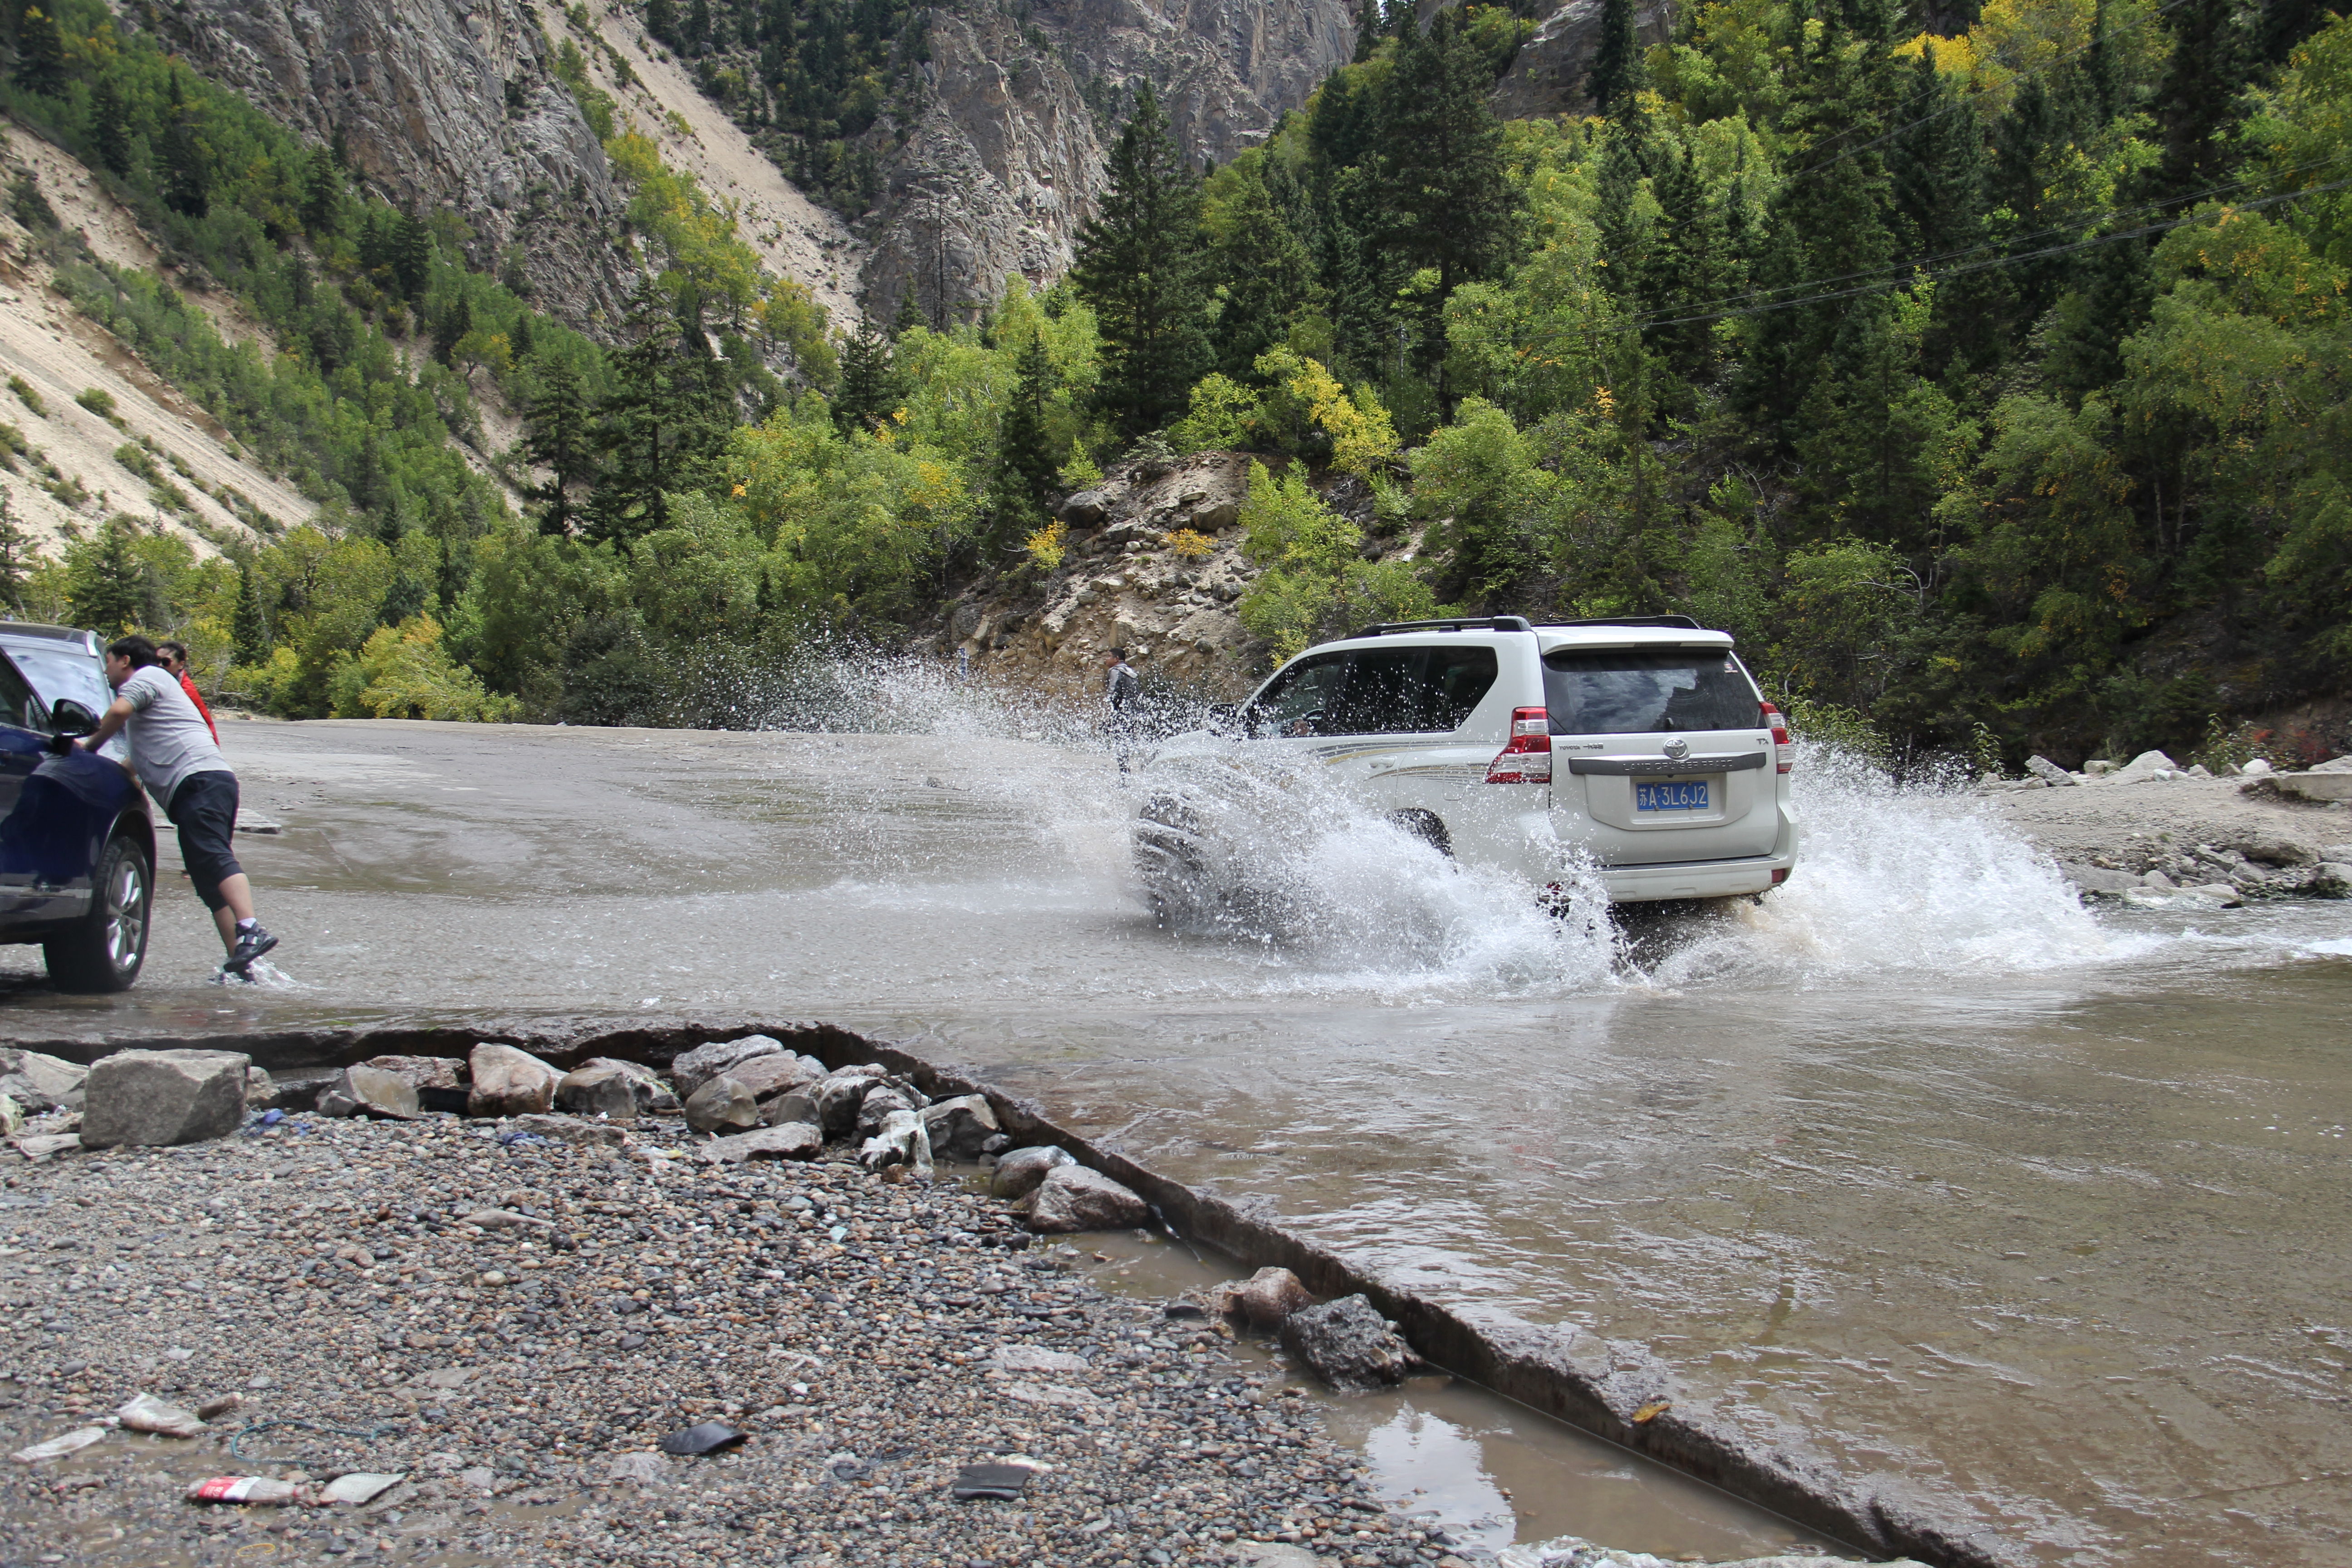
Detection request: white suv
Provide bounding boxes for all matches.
[1134,615,1798,907]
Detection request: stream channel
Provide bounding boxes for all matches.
[2,693,2347,1568]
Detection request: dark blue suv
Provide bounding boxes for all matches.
[0,626,155,991]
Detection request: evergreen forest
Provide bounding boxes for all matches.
[0,0,2347,767]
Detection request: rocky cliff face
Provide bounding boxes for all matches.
[1493,0,1676,120]
[140,0,635,327]
[866,0,1357,322]
[928,452,1268,702]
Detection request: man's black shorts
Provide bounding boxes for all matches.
[165,771,242,911]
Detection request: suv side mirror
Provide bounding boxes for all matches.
[49,698,98,739]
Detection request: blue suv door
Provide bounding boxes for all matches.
[0,652,138,923]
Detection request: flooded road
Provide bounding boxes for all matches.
[7,710,2349,1567]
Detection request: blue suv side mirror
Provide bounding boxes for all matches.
[49,698,98,738]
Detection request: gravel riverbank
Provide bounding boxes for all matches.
[0,1109,1767,1568]
[0,1110,1431,1566]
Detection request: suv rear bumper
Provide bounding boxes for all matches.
[1598,853,1793,903]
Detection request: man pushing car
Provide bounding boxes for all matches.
[65,635,278,977]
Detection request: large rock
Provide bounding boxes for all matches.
[316,1065,422,1121]
[683,1075,762,1135]
[511,1112,627,1147]
[2106,749,2182,784]
[1278,1295,1415,1392]
[812,1065,889,1137]
[555,1062,648,1121]
[764,1091,820,1129]
[990,1145,1074,1200]
[363,1055,465,1092]
[466,1044,560,1119]
[2278,769,2352,804]
[727,1052,823,1102]
[0,1049,86,1113]
[80,1049,251,1148]
[1025,1164,1150,1233]
[669,1036,787,1098]
[697,1123,823,1163]
[1235,1266,1315,1328]
[2024,754,2078,786]
[856,1085,914,1139]
[921,1094,1001,1160]
[859,1108,934,1176]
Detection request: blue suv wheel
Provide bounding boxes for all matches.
[43,832,151,992]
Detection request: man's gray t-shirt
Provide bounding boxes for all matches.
[118,664,228,805]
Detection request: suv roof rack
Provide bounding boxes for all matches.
[1350,615,1534,639]
[0,622,98,646]
[1539,614,1705,631]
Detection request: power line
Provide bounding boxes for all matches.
[1620,176,2352,333]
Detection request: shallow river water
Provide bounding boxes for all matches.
[5,699,2348,1568]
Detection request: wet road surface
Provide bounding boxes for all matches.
[7,716,2349,1566]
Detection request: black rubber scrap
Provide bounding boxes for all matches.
[658,1422,747,1457]
[950,1463,1034,1501]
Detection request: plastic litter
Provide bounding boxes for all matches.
[657,1421,746,1457]
[10,1426,104,1464]
[950,1462,1035,1501]
[186,1476,304,1505]
[321,1472,406,1504]
[118,1393,206,1438]
[496,1131,552,1148]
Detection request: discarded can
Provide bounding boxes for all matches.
[186,1476,305,1505]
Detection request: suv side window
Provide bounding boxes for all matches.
[1323,646,1499,735]
[1246,653,1347,737]
[0,652,39,731]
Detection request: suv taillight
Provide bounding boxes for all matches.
[1485,707,1552,784]
[1761,702,1793,774]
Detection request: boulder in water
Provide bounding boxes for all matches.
[1025,1165,1149,1233]
[990,1145,1074,1200]
[921,1094,1001,1160]
[1278,1295,1415,1391]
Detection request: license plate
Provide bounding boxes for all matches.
[1635,780,1710,812]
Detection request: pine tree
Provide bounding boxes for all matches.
[431,292,472,367]
[985,332,1058,546]
[390,211,433,302]
[1353,0,1380,63]
[0,485,27,616]
[1068,82,1210,438]
[1377,10,1521,406]
[1205,162,1318,378]
[1586,0,1645,117]
[88,74,133,179]
[10,7,67,98]
[648,0,680,45]
[231,562,268,663]
[524,358,598,536]
[67,519,146,639]
[1889,47,2007,371]
[300,145,344,236]
[588,282,731,541]
[832,318,901,431]
[158,74,211,220]
[686,0,712,51]
[890,284,928,339]
[2146,0,2251,201]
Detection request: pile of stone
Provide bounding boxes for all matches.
[1178,1266,1422,1396]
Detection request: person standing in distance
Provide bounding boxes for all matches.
[1104,647,1141,782]
[154,640,219,745]
[68,635,276,975]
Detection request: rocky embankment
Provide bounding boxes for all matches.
[928,451,1278,703]
[0,1036,1882,1568]
[1983,749,2352,904]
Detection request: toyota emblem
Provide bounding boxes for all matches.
[1663,737,1690,761]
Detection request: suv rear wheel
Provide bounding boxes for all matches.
[45,833,152,993]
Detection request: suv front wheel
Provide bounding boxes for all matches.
[45,832,152,993]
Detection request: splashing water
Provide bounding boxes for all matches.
[726,653,2136,998]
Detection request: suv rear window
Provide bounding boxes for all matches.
[1544,649,1759,735]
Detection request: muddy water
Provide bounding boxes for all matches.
[7,711,2351,1565]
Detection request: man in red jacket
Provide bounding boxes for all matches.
[155,640,219,746]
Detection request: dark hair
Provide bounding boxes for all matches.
[1108,647,1126,660]
[155,640,188,662]
[108,635,159,669]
